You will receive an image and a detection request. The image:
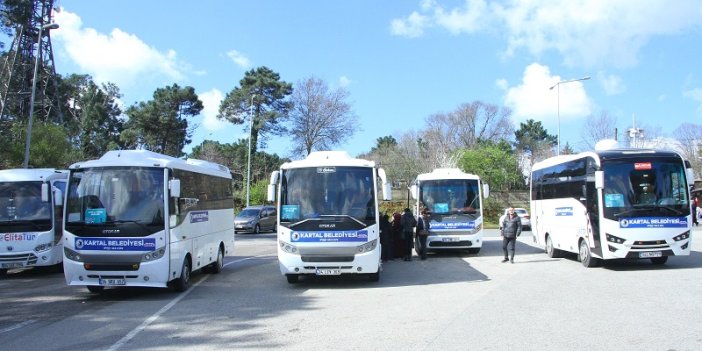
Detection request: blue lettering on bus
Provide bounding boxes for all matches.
[190,211,209,223]
[291,230,369,243]
[430,221,476,230]
[555,207,573,216]
[0,233,38,242]
[619,217,688,228]
[75,237,157,251]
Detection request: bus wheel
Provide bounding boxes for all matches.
[579,239,598,268]
[286,274,299,284]
[368,271,380,282]
[87,285,105,293]
[651,256,668,265]
[210,247,224,274]
[468,248,481,255]
[0,269,7,277]
[173,259,191,292]
[254,224,260,234]
[545,235,560,258]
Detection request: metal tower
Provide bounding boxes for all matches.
[0,0,61,124]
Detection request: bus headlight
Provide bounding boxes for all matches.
[606,234,625,244]
[673,231,690,241]
[279,240,298,254]
[357,239,377,253]
[141,247,166,262]
[35,242,53,252]
[64,247,83,262]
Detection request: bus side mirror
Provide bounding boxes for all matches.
[41,183,50,202]
[687,167,695,186]
[383,183,392,201]
[595,171,604,189]
[53,188,63,206]
[410,184,418,200]
[169,179,181,198]
[267,184,276,202]
[483,183,490,198]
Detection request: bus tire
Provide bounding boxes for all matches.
[254,224,260,234]
[0,269,7,277]
[209,246,224,274]
[468,248,481,254]
[651,256,668,265]
[87,285,105,293]
[286,274,299,284]
[579,239,598,268]
[368,271,380,282]
[173,258,191,292]
[545,235,560,258]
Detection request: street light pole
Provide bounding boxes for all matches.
[23,23,59,169]
[549,76,590,156]
[246,94,256,207]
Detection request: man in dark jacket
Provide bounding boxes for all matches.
[501,207,522,263]
[400,208,416,261]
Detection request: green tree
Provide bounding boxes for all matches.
[371,135,397,152]
[122,84,202,157]
[514,119,557,166]
[457,141,522,191]
[218,66,293,153]
[62,75,124,159]
[6,122,75,168]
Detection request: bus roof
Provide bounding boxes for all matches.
[0,168,68,182]
[280,151,375,170]
[415,168,480,181]
[69,150,232,179]
[532,148,684,172]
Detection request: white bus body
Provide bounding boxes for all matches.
[62,150,235,292]
[267,151,391,283]
[0,169,67,275]
[530,148,693,267]
[410,168,489,254]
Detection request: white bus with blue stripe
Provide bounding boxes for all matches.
[530,146,694,267]
[267,151,391,283]
[62,150,235,292]
[409,168,490,254]
[0,169,67,275]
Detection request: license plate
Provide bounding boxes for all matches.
[1,262,24,269]
[315,269,341,276]
[639,251,662,258]
[442,237,459,242]
[99,278,126,286]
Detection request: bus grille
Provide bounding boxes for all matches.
[429,240,473,247]
[301,256,354,262]
[631,240,670,250]
[0,253,38,265]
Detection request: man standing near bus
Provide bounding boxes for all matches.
[500,207,522,263]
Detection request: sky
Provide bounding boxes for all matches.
[47,0,702,159]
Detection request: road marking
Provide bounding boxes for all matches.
[0,319,37,334]
[106,254,270,351]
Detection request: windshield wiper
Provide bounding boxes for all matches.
[108,219,153,231]
[0,219,47,230]
[288,215,365,228]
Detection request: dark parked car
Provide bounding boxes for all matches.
[235,205,277,234]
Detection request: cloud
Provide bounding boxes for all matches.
[390,11,430,38]
[198,89,227,131]
[226,50,251,69]
[338,76,352,88]
[51,9,186,89]
[597,71,625,96]
[499,63,592,121]
[392,1,702,68]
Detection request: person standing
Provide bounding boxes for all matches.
[400,208,417,261]
[416,208,431,260]
[380,213,393,262]
[391,212,404,259]
[501,207,522,263]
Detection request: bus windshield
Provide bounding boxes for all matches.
[420,179,480,215]
[65,167,165,236]
[279,166,375,225]
[602,158,690,220]
[0,181,52,229]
